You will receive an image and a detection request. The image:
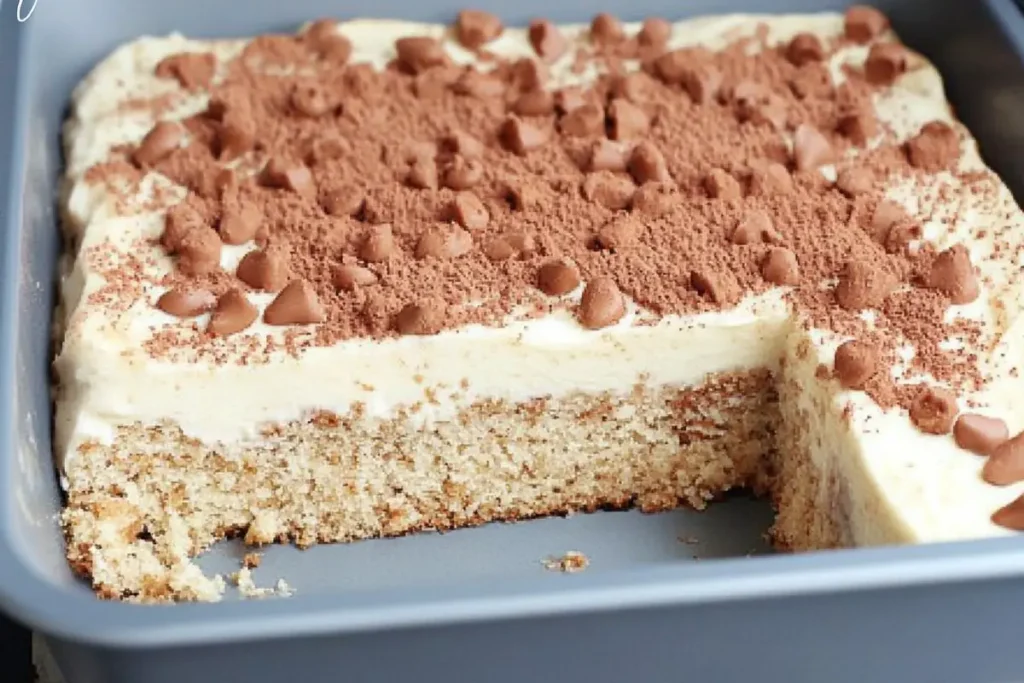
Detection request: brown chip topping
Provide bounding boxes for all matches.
[207,290,258,337]
[747,161,794,196]
[731,210,777,245]
[219,202,263,245]
[588,139,631,173]
[982,432,1024,486]
[501,116,549,155]
[441,156,484,191]
[631,182,677,217]
[537,260,580,296]
[359,224,397,263]
[133,122,184,167]
[793,124,834,171]
[406,155,439,189]
[786,33,825,66]
[395,36,450,74]
[864,42,908,86]
[761,247,800,286]
[992,495,1024,531]
[320,186,365,218]
[637,17,671,48]
[155,52,216,90]
[451,192,490,230]
[608,99,649,141]
[583,172,635,211]
[837,106,877,146]
[590,13,625,45]
[628,141,671,185]
[835,167,874,197]
[303,20,353,64]
[394,299,447,335]
[264,280,326,326]
[954,414,1009,456]
[908,386,958,435]
[485,232,535,262]
[455,10,504,49]
[834,260,894,311]
[216,105,257,161]
[560,103,606,138]
[705,168,742,200]
[177,228,222,276]
[236,249,291,292]
[596,215,642,250]
[578,278,626,329]
[333,264,378,291]
[844,5,889,44]
[440,130,484,160]
[905,121,960,172]
[691,269,741,306]
[260,157,317,199]
[513,90,555,116]
[833,339,879,389]
[415,225,474,260]
[290,81,334,117]
[156,288,216,318]
[528,19,567,62]
[927,244,979,305]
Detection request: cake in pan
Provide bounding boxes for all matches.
[54,6,1024,602]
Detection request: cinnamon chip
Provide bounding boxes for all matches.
[631,182,677,217]
[260,158,317,200]
[132,121,184,166]
[590,13,625,45]
[156,288,216,318]
[501,116,548,155]
[359,224,397,263]
[217,202,261,246]
[304,20,353,64]
[793,124,834,171]
[681,64,723,104]
[236,249,291,292]
[833,339,879,389]
[905,121,960,171]
[485,232,536,261]
[217,103,257,161]
[864,43,908,86]
[761,247,799,286]
[835,260,894,311]
[333,264,379,291]
[954,414,1009,456]
[867,200,909,243]
[596,215,642,250]
[837,106,877,146]
[290,82,334,117]
[415,225,473,260]
[162,204,204,253]
[991,495,1024,531]
[927,244,979,305]
[786,33,825,66]
[177,228,222,276]
[628,141,670,185]
[511,58,548,91]
[155,52,215,90]
[395,36,450,74]
[588,139,631,173]
[453,70,506,99]
[442,156,484,191]
[440,130,484,160]
[320,186,365,218]
[537,260,580,296]
[406,155,438,190]
[835,167,874,197]
[394,300,447,335]
[704,169,742,200]
[555,86,590,113]
[611,72,655,104]
[528,19,567,62]
[691,269,741,306]
[908,386,959,435]
[582,172,635,210]
[607,99,649,141]
[455,10,504,49]
[208,290,258,337]
[578,277,626,329]
[637,17,671,48]
[747,161,793,196]
[451,192,489,230]
[731,210,777,245]
[264,280,325,326]
[512,90,555,116]
[845,5,889,43]
[560,103,605,138]
[983,432,1024,486]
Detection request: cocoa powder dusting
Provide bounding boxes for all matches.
[85,13,985,418]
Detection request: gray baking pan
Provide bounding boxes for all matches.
[2,1,1024,682]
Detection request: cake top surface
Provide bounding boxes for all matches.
[58,10,1024,491]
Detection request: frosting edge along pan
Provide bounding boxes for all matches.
[2,1,1024,681]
